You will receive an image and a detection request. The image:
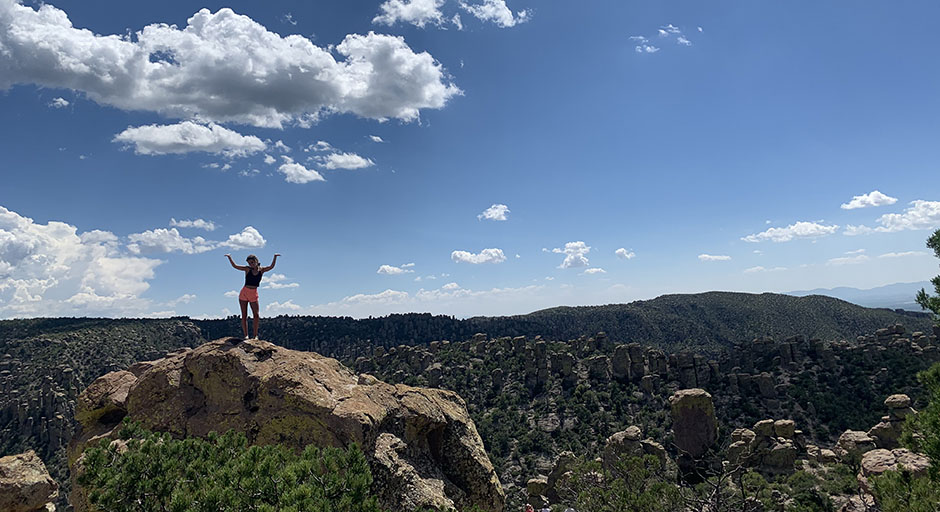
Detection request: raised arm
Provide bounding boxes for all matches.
[225,254,249,271]
[262,253,280,272]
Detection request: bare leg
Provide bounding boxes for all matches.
[250,301,260,338]
[239,300,249,338]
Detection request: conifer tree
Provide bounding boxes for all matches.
[79,420,382,512]
[915,228,940,320]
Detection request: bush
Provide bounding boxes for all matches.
[555,454,682,512]
[78,420,381,512]
[870,468,940,512]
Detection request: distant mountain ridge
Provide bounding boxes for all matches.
[193,291,935,355]
[787,281,931,312]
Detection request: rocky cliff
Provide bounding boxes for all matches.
[68,337,504,511]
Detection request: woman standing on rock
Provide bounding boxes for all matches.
[225,253,279,339]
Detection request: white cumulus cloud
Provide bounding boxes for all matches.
[451,248,506,264]
[263,273,299,289]
[113,122,266,156]
[874,200,940,232]
[615,248,635,260]
[459,0,528,28]
[698,254,731,261]
[220,226,266,249]
[49,97,69,108]
[0,1,460,128]
[742,221,839,243]
[369,135,385,143]
[373,0,445,28]
[0,205,162,317]
[127,228,215,255]
[278,156,324,184]
[377,264,416,275]
[552,241,591,268]
[317,152,375,170]
[478,204,510,221]
[840,190,898,210]
[581,268,606,275]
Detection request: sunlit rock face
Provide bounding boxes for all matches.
[69,337,504,512]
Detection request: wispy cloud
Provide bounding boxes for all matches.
[170,218,217,231]
[878,251,927,259]
[827,254,869,266]
[743,266,786,273]
[698,254,731,261]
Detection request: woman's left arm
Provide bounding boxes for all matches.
[262,253,281,272]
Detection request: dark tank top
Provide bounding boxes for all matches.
[245,269,263,287]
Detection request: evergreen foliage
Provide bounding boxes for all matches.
[869,361,940,510]
[915,228,940,320]
[78,420,381,512]
[554,454,683,512]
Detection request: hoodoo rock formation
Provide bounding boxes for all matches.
[68,337,504,511]
[669,388,717,459]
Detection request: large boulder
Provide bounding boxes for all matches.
[0,450,58,512]
[69,337,504,511]
[835,430,877,463]
[858,448,930,494]
[669,388,717,459]
[602,426,644,470]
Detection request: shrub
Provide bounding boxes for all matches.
[78,420,381,512]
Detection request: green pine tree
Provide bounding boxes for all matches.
[915,228,940,320]
[78,420,382,512]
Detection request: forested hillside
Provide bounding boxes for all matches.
[195,292,933,356]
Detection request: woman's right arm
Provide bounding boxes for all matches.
[225,254,249,271]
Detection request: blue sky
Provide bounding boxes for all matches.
[1,0,939,319]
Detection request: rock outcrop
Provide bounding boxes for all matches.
[867,394,915,449]
[857,448,930,493]
[0,450,58,512]
[669,388,717,459]
[68,337,504,512]
[834,430,877,464]
[727,418,801,475]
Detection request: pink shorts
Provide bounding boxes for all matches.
[239,286,259,303]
